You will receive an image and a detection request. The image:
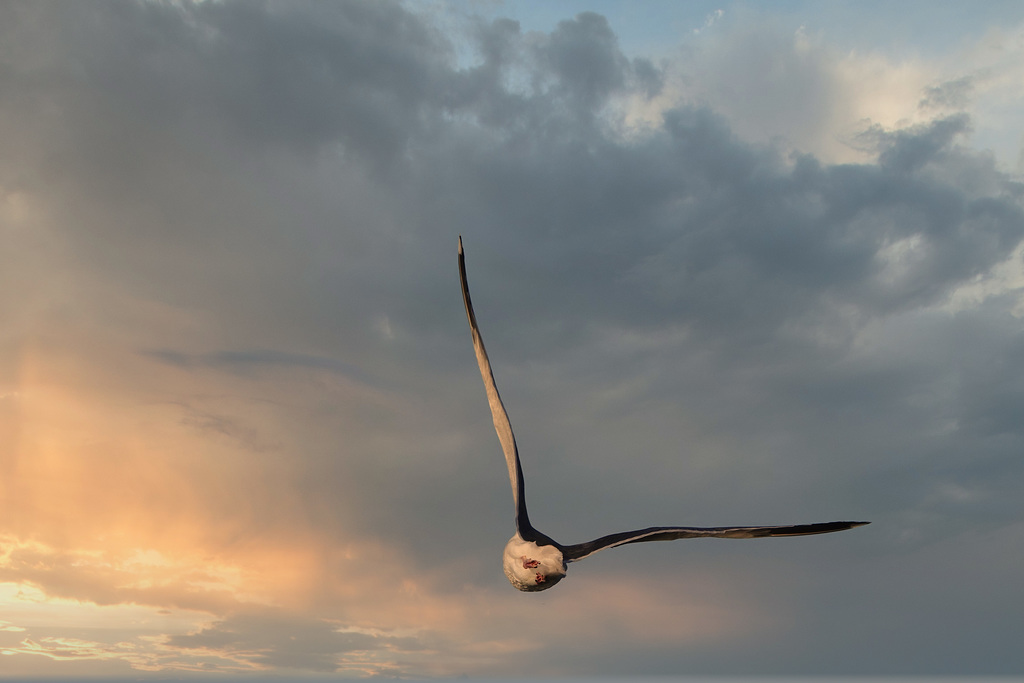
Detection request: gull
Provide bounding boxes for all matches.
[458,237,868,592]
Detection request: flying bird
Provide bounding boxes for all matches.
[458,237,868,592]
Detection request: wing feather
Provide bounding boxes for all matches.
[459,237,539,538]
[561,521,869,562]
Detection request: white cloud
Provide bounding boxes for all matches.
[621,13,1024,170]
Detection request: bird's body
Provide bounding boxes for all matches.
[458,237,867,591]
[503,532,566,591]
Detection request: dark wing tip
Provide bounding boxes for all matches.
[771,520,870,536]
[458,235,463,255]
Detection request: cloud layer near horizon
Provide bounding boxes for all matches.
[2,0,1024,677]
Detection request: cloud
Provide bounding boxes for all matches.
[920,75,978,111]
[2,0,1024,677]
[164,611,422,674]
[0,537,246,613]
[694,9,724,35]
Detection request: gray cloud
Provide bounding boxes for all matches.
[536,12,631,112]
[145,348,376,386]
[920,75,977,112]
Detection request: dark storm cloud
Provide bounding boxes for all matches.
[0,0,452,160]
[450,12,662,129]
[37,0,1008,350]
[536,12,632,112]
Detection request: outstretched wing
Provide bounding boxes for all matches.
[561,521,869,563]
[459,237,545,541]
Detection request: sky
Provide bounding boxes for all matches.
[2,0,1024,678]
